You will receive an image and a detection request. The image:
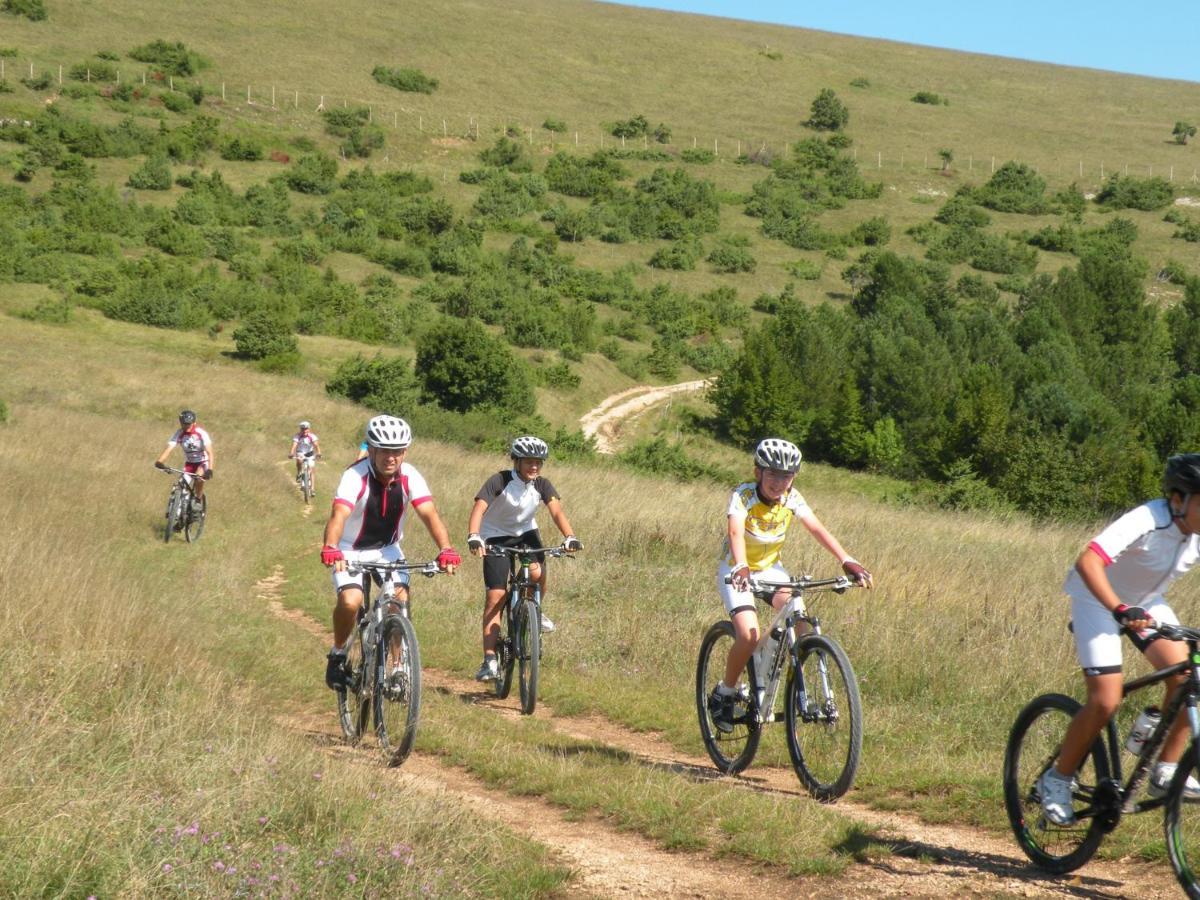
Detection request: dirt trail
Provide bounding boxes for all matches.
[580,381,709,454]
[255,570,1181,898]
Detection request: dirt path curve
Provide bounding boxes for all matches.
[580,381,709,454]
[255,570,1181,898]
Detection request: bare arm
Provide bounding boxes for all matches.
[323,503,351,571]
[799,511,851,563]
[545,497,575,541]
[467,498,489,556]
[414,500,456,573]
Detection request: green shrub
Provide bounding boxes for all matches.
[0,80,12,94]
[911,91,948,106]
[371,65,438,94]
[416,317,533,415]
[610,114,649,139]
[17,296,71,323]
[975,161,1047,214]
[542,118,567,133]
[68,60,118,82]
[21,72,52,90]
[807,88,848,131]
[787,259,822,280]
[2,0,47,21]
[220,135,263,161]
[707,234,756,273]
[617,437,734,483]
[127,155,172,190]
[0,48,18,58]
[128,40,206,76]
[544,151,627,197]
[653,122,672,144]
[680,148,715,164]
[326,353,422,413]
[232,310,298,359]
[535,360,581,390]
[648,238,700,270]
[1095,173,1174,211]
[849,76,870,88]
[158,90,192,113]
[847,216,892,246]
[0,398,8,424]
[256,350,302,374]
[285,153,338,194]
[479,136,530,171]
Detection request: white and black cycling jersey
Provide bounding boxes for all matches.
[1064,498,1200,606]
[167,425,212,465]
[332,459,431,551]
[292,431,319,456]
[475,470,559,540]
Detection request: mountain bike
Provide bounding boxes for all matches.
[1003,622,1200,896]
[296,452,321,503]
[159,466,206,544]
[696,574,863,801]
[336,555,442,766]
[484,544,576,715]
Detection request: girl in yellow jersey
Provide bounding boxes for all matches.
[709,438,873,733]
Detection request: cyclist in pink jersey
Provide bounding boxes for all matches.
[1039,453,1200,826]
[154,409,214,504]
[319,415,461,690]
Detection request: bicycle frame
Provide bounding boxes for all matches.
[741,575,854,726]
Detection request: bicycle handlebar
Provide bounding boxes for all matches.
[343,559,443,578]
[157,465,192,477]
[483,545,577,559]
[723,574,859,594]
[1155,623,1200,644]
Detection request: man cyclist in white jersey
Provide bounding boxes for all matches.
[154,409,214,506]
[709,438,873,733]
[288,421,322,489]
[1038,453,1200,826]
[320,414,461,690]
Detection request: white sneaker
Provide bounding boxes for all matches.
[1037,768,1076,826]
[540,615,555,633]
[1148,764,1200,799]
[474,656,499,682]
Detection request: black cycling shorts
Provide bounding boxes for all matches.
[483,529,544,590]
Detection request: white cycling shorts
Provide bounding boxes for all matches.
[332,546,410,594]
[716,563,790,617]
[1070,593,1179,675]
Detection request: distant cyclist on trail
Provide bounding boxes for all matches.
[288,420,322,487]
[708,438,873,734]
[320,415,461,691]
[1038,453,1200,826]
[154,409,214,507]
[466,435,582,682]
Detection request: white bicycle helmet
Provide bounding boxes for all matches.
[510,435,549,460]
[365,415,412,450]
[298,420,311,429]
[754,438,802,474]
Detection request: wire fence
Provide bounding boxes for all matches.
[4,55,1200,191]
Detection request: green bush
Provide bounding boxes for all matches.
[128,40,207,76]
[220,135,263,161]
[232,310,297,359]
[707,234,756,273]
[17,296,71,323]
[158,90,193,113]
[2,0,47,21]
[284,153,338,194]
[479,136,530,171]
[371,65,438,94]
[1095,173,1174,211]
[975,161,1047,214]
[610,114,649,139]
[127,155,172,190]
[0,80,12,94]
[68,60,118,82]
[542,118,567,133]
[807,88,848,131]
[21,72,52,90]
[617,437,734,483]
[849,76,870,88]
[911,91,948,106]
[415,318,533,415]
[535,360,581,390]
[0,398,8,424]
[787,259,822,280]
[680,148,715,164]
[326,353,422,413]
[648,238,700,270]
[847,216,892,247]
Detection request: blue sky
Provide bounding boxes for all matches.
[602,1,1199,84]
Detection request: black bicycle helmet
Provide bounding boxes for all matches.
[510,435,549,460]
[1163,453,1200,497]
[179,409,197,426]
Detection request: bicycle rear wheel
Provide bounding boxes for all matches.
[302,467,312,503]
[184,494,206,543]
[495,595,517,700]
[336,630,368,743]
[376,614,421,765]
[517,598,540,715]
[695,620,761,775]
[1165,739,1200,897]
[163,486,179,543]
[1003,693,1110,873]
[785,634,862,801]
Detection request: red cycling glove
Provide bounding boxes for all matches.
[321,545,343,566]
[437,547,462,569]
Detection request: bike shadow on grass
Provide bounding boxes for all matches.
[833,829,1128,898]
[430,684,1137,896]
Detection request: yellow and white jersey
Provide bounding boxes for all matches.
[721,482,812,571]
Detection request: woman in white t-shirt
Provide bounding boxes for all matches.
[465,436,582,682]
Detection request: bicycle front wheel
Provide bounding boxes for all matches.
[375,614,421,765]
[517,599,540,715]
[695,620,761,775]
[302,468,312,503]
[1003,693,1109,873]
[1165,738,1200,897]
[163,487,179,543]
[184,494,206,543]
[495,597,516,700]
[336,631,368,743]
[785,634,863,801]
